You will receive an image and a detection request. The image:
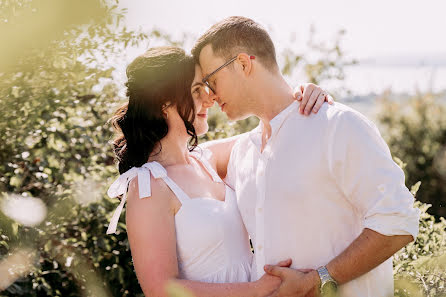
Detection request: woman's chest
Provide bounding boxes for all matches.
[168,167,226,202]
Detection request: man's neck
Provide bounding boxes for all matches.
[251,73,295,124]
[249,72,295,151]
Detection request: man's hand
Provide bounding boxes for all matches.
[263,265,320,297]
[293,83,334,116]
[255,259,294,297]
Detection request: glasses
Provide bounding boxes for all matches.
[201,55,255,94]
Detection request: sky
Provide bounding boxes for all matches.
[116,0,446,95]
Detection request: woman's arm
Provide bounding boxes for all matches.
[126,176,279,297]
[200,133,246,180]
[174,275,279,297]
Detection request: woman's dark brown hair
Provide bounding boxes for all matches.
[110,47,197,174]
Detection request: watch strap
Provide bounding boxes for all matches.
[317,266,338,292]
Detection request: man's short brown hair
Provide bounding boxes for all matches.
[191,16,278,71]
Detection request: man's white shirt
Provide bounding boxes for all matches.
[225,101,420,297]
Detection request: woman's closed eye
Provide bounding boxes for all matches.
[192,87,200,97]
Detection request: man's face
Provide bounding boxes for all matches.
[198,44,250,121]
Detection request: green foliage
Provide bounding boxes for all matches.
[377,93,446,219]
[0,0,147,296]
[394,201,446,297]
[199,106,259,142]
[280,26,357,97]
[391,160,446,297]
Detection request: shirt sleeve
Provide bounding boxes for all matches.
[328,108,420,239]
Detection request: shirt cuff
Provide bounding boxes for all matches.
[364,209,420,240]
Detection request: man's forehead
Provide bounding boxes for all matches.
[199,44,223,74]
[194,64,203,76]
[199,44,215,60]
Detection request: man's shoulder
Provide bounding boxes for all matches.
[316,102,375,127]
[231,129,254,152]
[283,102,379,140]
[318,101,358,117]
[319,102,384,146]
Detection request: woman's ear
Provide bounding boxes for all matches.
[162,103,171,119]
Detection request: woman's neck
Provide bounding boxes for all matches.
[148,130,191,167]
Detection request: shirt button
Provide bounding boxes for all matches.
[257,245,263,251]
[257,207,263,213]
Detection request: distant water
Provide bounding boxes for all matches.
[318,64,446,119]
[342,65,446,95]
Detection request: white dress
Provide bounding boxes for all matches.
[106,149,253,283]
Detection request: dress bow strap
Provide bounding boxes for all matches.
[106,162,167,234]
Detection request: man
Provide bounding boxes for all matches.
[192,16,420,297]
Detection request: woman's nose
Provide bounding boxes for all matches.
[203,92,216,107]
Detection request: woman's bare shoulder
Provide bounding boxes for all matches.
[126,174,177,214]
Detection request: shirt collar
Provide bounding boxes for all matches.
[255,100,299,136]
[268,100,299,136]
[249,100,299,149]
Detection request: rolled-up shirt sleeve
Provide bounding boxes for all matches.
[328,108,420,240]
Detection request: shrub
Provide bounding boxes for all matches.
[377,93,446,219]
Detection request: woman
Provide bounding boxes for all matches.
[107,46,331,297]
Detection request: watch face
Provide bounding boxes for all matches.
[321,281,338,297]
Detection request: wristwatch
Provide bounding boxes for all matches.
[316,266,338,297]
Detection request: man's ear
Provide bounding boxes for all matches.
[237,53,254,76]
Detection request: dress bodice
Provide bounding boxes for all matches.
[107,149,253,283]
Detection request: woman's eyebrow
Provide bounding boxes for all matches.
[191,81,204,88]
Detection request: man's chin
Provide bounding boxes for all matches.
[220,105,248,121]
[225,111,237,121]
[226,111,248,122]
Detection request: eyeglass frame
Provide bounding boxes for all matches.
[201,54,255,94]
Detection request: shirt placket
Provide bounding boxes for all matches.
[254,146,270,278]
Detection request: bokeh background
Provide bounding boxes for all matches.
[0,0,445,296]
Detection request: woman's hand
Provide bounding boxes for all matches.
[254,273,281,297]
[294,83,334,115]
[253,258,293,297]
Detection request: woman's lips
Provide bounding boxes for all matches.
[197,113,207,118]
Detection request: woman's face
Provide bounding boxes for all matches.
[191,64,217,136]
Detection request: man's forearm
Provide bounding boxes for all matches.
[323,228,413,285]
[262,229,413,297]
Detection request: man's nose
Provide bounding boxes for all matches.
[203,92,218,107]
[208,91,219,103]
